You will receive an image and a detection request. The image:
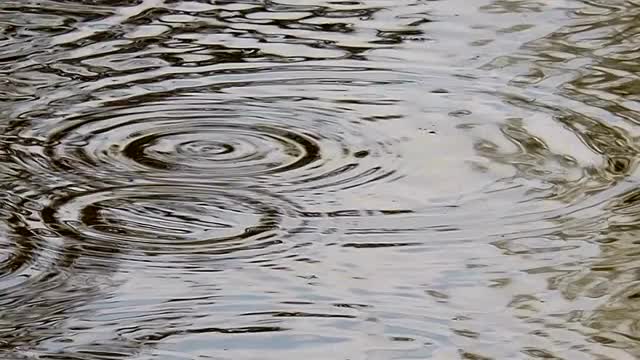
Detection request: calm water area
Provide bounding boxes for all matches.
[1,0,640,359]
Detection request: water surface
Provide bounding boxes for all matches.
[1,0,640,359]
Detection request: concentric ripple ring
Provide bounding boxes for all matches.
[32,184,306,268]
[7,96,400,191]
[45,116,322,181]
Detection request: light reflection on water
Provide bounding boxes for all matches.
[0,0,639,359]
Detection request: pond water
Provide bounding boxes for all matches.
[1,0,639,359]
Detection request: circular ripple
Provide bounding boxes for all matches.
[14,96,399,191]
[60,121,321,180]
[0,187,78,298]
[25,184,306,269]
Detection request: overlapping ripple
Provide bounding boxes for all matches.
[11,184,308,270]
[3,0,640,358]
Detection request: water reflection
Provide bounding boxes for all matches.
[466,0,640,358]
[1,0,640,359]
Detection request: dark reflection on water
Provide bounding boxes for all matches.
[1,0,640,359]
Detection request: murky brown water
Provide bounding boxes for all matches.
[1,0,640,358]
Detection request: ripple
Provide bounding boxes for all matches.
[22,184,306,269]
[55,118,321,180]
[3,0,639,358]
[12,95,400,192]
[0,187,82,304]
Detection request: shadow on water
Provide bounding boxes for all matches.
[1,0,640,359]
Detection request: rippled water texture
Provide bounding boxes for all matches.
[1,0,640,358]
